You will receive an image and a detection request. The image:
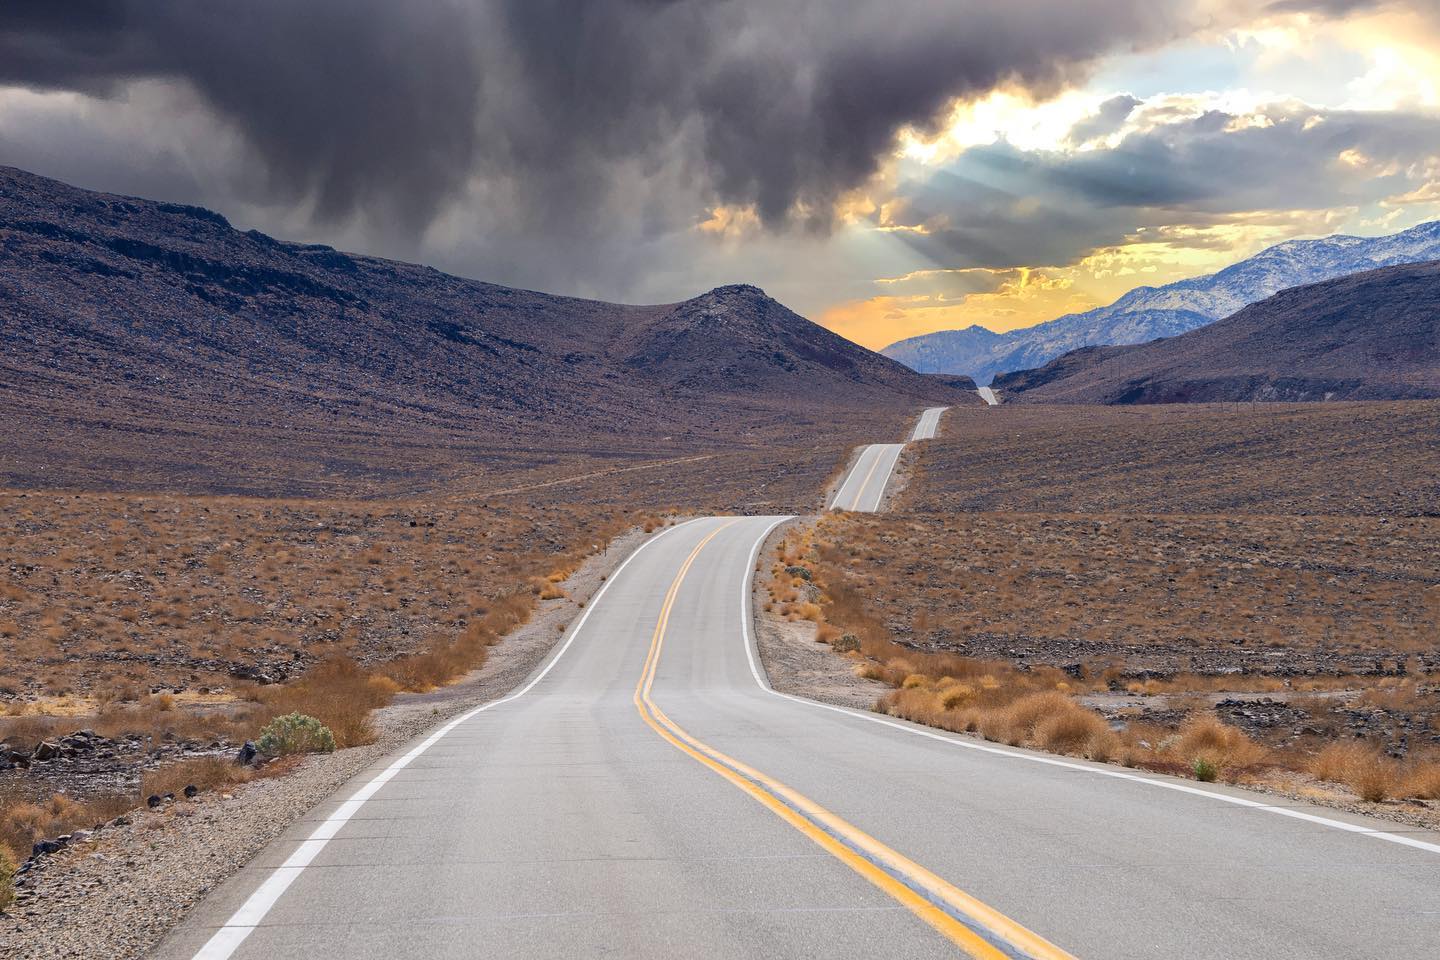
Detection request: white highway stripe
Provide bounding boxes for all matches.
[739,525,1440,858]
[190,518,709,960]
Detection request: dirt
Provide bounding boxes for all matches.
[0,524,649,960]
[751,520,887,712]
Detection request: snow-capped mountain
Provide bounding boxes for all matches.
[880,220,1440,385]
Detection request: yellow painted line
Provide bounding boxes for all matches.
[633,522,1077,960]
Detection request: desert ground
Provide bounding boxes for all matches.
[761,401,1440,815]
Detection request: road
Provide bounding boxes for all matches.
[158,515,1440,960]
[828,407,947,512]
[910,405,948,440]
[977,387,998,405]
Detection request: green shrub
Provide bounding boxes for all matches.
[1192,757,1219,783]
[257,713,336,756]
[0,846,16,913]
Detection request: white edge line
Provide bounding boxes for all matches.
[737,520,1440,859]
[190,516,713,960]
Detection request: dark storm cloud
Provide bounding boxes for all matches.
[888,105,1440,271]
[0,0,1197,256]
[0,0,484,234]
[1066,95,1142,146]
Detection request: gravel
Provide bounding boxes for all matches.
[0,526,648,960]
[752,519,887,712]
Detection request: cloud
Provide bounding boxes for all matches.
[878,100,1440,275]
[0,0,1217,298]
[1066,95,1142,146]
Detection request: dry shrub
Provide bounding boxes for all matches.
[1034,706,1118,760]
[1172,715,1267,773]
[141,756,251,800]
[259,657,389,747]
[1401,761,1440,800]
[0,843,14,912]
[1310,742,1403,802]
[0,790,132,865]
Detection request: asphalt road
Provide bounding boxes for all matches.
[828,407,947,512]
[910,406,949,440]
[977,387,999,406]
[158,516,1440,960]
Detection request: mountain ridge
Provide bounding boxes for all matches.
[0,165,961,494]
[992,259,1440,404]
[881,220,1440,384]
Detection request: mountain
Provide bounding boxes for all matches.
[0,165,958,494]
[992,260,1440,404]
[881,220,1440,384]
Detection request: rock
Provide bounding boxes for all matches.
[31,838,63,856]
[183,784,199,799]
[33,740,60,761]
[236,741,257,764]
[146,794,163,809]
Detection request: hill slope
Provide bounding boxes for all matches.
[881,220,1440,384]
[0,166,958,493]
[993,260,1440,404]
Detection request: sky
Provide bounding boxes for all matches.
[2,1,1439,349]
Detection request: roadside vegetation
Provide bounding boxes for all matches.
[765,517,1440,807]
[0,488,654,879]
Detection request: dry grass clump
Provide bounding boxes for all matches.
[255,657,392,748]
[0,788,132,866]
[1308,742,1411,802]
[1170,715,1269,772]
[140,756,253,801]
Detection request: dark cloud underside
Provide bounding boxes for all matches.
[0,1,1192,246]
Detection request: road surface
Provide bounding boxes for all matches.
[977,387,998,405]
[829,407,946,512]
[910,406,948,440]
[158,516,1440,960]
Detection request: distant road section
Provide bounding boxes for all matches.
[977,387,998,405]
[909,406,948,440]
[830,407,947,512]
[827,443,905,512]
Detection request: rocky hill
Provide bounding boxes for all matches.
[882,220,1440,384]
[0,166,956,493]
[994,260,1440,404]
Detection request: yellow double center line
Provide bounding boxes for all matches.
[632,521,1076,960]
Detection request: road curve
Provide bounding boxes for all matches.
[156,516,1440,960]
[977,387,998,406]
[829,407,947,512]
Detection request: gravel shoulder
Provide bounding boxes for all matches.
[752,519,887,712]
[0,526,649,960]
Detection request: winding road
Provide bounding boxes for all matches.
[157,412,1440,960]
[827,406,947,513]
